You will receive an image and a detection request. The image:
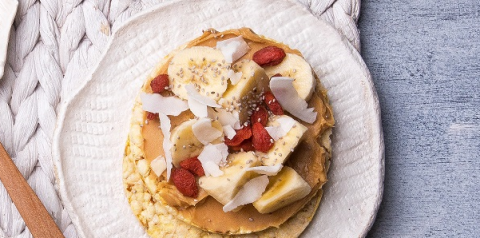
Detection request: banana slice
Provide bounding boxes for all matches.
[253,166,311,214]
[221,59,269,122]
[260,115,308,166]
[170,119,223,166]
[264,53,315,101]
[199,152,261,205]
[168,46,230,101]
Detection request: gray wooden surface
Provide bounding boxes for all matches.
[359,0,480,237]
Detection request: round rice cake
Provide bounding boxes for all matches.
[123,28,334,237]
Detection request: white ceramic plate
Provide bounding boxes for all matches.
[53,0,384,237]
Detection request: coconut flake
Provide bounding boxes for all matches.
[185,84,220,108]
[246,164,283,176]
[188,96,208,118]
[198,143,228,177]
[140,92,188,116]
[230,111,241,130]
[216,36,250,63]
[209,108,241,129]
[265,116,296,140]
[159,113,173,180]
[223,175,269,212]
[223,125,236,139]
[202,161,224,177]
[227,69,242,85]
[151,156,167,177]
[192,118,223,145]
[277,116,296,133]
[269,77,317,123]
[265,126,284,141]
[214,143,229,162]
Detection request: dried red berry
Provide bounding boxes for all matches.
[171,168,198,198]
[146,112,159,120]
[150,74,170,93]
[252,46,286,67]
[224,125,252,147]
[252,122,274,153]
[179,157,205,177]
[264,91,284,115]
[230,139,255,152]
[251,106,269,126]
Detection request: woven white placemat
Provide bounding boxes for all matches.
[0,0,360,237]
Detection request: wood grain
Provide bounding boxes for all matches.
[0,143,64,238]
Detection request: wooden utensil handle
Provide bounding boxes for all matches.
[0,143,64,238]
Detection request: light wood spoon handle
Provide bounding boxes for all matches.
[0,142,64,238]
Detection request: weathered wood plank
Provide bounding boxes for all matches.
[359,0,480,237]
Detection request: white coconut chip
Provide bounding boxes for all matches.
[223,175,269,213]
[150,156,167,177]
[202,161,224,177]
[158,113,173,180]
[214,143,229,162]
[223,125,237,139]
[188,96,208,118]
[227,69,242,85]
[230,111,242,130]
[192,118,223,145]
[246,164,283,176]
[140,92,188,116]
[198,143,228,177]
[265,116,297,141]
[270,77,317,123]
[265,126,284,141]
[216,36,250,63]
[277,116,296,133]
[208,108,241,129]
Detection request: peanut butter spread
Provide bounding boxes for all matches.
[123,28,334,237]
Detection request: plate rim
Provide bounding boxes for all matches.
[52,0,384,237]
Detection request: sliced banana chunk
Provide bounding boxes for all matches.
[264,53,315,101]
[170,119,223,166]
[199,152,261,205]
[260,115,308,166]
[253,166,311,214]
[168,46,230,101]
[221,59,269,122]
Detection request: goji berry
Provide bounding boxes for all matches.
[264,91,284,115]
[230,139,255,152]
[250,105,268,126]
[179,157,205,177]
[224,125,252,147]
[150,74,170,93]
[171,168,198,198]
[146,112,159,120]
[252,46,286,67]
[252,122,274,153]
